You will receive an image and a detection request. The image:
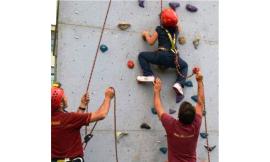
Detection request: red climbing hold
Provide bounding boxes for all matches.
[160,8,178,27]
[127,60,135,69]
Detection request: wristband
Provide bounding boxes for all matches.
[79,107,86,111]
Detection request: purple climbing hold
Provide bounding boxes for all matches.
[176,94,184,103]
[191,95,198,102]
[169,109,176,114]
[159,147,168,154]
[184,80,193,87]
[204,145,216,152]
[169,2,180,11]
[200,132,208,139]
[140,123,151,129]
[100,44,108,53]
[186,4,198,12]
[138,0,145,8]
[151,107,157,115]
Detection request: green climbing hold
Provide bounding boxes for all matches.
[159,147,167,154]
[200,132,208,139]
[184,80,193,87]
[100,44,108,53]
[191,95,198,102]
[151,107,157,115]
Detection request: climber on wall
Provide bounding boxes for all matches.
[137,8,188,103]
[51,83,115,162]
[153,67,204,162]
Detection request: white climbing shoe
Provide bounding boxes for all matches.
[173,83,184,95]
[136,76,155,83]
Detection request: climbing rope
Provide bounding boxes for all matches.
[82,0,119,162]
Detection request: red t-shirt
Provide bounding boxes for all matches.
[51,111,92,159]
[161,110,202,162]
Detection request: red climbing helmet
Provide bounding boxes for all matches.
[160,8,178,27]
[51,86,64,113]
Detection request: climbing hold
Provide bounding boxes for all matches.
[116,131,128,142]
[204,145,216,152]
[191,95,198,102]
[169,108,176,114]
[140,123,151,129]
[74,11,79,15]
[100,44,108,53]
[169,2,180,10]
[159,147,168,154]
[118,22,131,30]
[151,107,157,115]
[176,94,184,103]
[74,35,79,39]
[200,132,208,139]
[138,0,145,8]
[127,60,135,69]
[184,80,193,87]
[178,36,186,45]
[156,140,161,143]
[186,4,198,12]
[193,37,200,49]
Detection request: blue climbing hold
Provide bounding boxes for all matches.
[169,108,176,114]
[151,107,157,115]
[191,95,198,102]
[169,2,180,11]
[184,80,193,87]
[200,132,208,139]
[138,0,145,8]
[159,147,167,154]
[100,44,108,53]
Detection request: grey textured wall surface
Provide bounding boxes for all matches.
[56,0,218,161]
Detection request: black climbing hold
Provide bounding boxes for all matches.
[191,95,198,102]
[204,145,216,152]
[176,94,184,103]
[140,123,151,129]
[200,132,208,139]
[159,147,168,154]
[186,4,198,12]
[118,22,131,30]
[169,2,180,11]
[100,44,108,53]
[138,0,145,8]
[169,108,176,114]
[151,107,157,115]
[184,80,193,87]
[84,134,93,143]
[203,110,206,116]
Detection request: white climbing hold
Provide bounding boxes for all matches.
[116,131,128,142]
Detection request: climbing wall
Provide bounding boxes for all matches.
[56,0,218,161]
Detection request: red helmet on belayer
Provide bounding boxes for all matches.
[51,82,64,113]
[160,8,178,27]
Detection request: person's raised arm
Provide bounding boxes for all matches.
[89,87,115,122]
[153,78,166,119]
[194,67,205,117]
[142,31,158,46]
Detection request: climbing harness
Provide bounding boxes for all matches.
[162,28,194,79]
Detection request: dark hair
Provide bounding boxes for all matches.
[178,101,195,124]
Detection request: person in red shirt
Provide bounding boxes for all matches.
[51,83,115,162]
[153,67,205,162]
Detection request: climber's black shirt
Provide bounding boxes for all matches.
[155,25,179,50]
